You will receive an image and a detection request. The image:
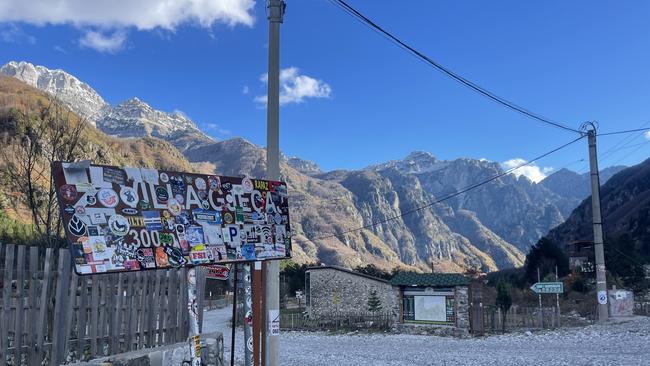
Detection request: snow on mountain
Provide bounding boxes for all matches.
[369,151,449,174]
[0,61,214,150]
[0,61,108,124]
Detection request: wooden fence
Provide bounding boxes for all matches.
[0,244,206,366]
[280,311,393,331]
[481,305,561,334]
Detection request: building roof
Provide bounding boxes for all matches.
[306,265,389,283]
[390,272,469,287]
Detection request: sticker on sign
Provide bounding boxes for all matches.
[598,290,608,305]
[206,265,230,280]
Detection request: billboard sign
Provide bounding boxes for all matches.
[52,161,291,275]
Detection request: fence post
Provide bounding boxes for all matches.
[51,249,71,366]
[0,244,16,364]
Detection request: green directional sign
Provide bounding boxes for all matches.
[530,282,563,294]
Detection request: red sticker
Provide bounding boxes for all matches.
[60,184,77,201]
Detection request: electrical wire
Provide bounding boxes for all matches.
[597,127,650,136]
[311,135,586,241]
[327,0,582,135]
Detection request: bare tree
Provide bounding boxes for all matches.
[2,97,87,247]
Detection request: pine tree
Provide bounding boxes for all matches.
[367,290,383,313]
[496,280,512,332]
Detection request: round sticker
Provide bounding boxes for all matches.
[120,186,139,208]
[242,177,253,193]
[86,194,97,205]
[75,205,86,215]
[201,200,210,210]
[167,198,182,216]
[108,215,130,236]
[208,176,221,191]
[97,188,119,208]
[175,194,185,205]
[155,186,169,203]
[195,177,207,191]
[60,184,77,201]
[160,172,169,183]
[223,212,234,224]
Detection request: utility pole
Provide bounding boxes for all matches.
[586,126,609,322]
[265,1,286,365]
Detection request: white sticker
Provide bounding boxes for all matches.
[124,167,143,182]
[120,186,139,208]
[268,309,280,336]
[140,168,160,185]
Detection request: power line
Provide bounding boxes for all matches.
[312,135,586,241]
[598,127,650,136]
[328,0,582,135]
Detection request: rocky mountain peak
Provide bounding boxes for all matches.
[0,60,108,124]
[287,156,322,174]
[1,61,215,151]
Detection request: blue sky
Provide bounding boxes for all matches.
[1,0,650,180]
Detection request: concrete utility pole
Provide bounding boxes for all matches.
[265,0,286,365]
[586,126,609,322]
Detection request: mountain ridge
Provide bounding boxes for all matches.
[0,60,627,273]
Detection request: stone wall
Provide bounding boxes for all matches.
[455,286,469,329]
[308,267,399,321]
[68,332,224,366]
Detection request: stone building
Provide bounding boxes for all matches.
[305,266,400,320]
[305,266,470,330]
[390,272,469,329]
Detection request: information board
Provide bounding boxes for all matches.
[52,161,291,275]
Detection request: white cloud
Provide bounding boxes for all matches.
[79,29,126,53]
[204,123,231,136]
[502,158,553,183]
[0,23,36,44]
[255,67,332,106]
[53,45,67,54]
[0,0,255,52]
[0,0,255,29]
[242,85,249,94]
[644,131,650,140]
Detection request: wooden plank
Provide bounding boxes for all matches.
[151,270,163,346]
[125,273,135,351]
[136,272,147,350]
[157,271,169,344]
[0,244,16,365]
[34,248,53,366]
[168,269,179,343]
[179,268,189,341]
[13,245,26,365]
[98,275,111,356]
[104,274,116,354]
[62,271,77,363]
[26,247,39,366]
[142,272,152,348]
[89,277,99,358]
[77,276,88,361]
[50,249,71,366]
[111,273,125,354]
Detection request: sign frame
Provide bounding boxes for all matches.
[52,161,292,276]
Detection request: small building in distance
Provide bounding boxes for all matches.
[305,266,470,330]
[390,272,470,328]
[305,266,399,320]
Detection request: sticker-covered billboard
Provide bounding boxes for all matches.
[52,161,291,275]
